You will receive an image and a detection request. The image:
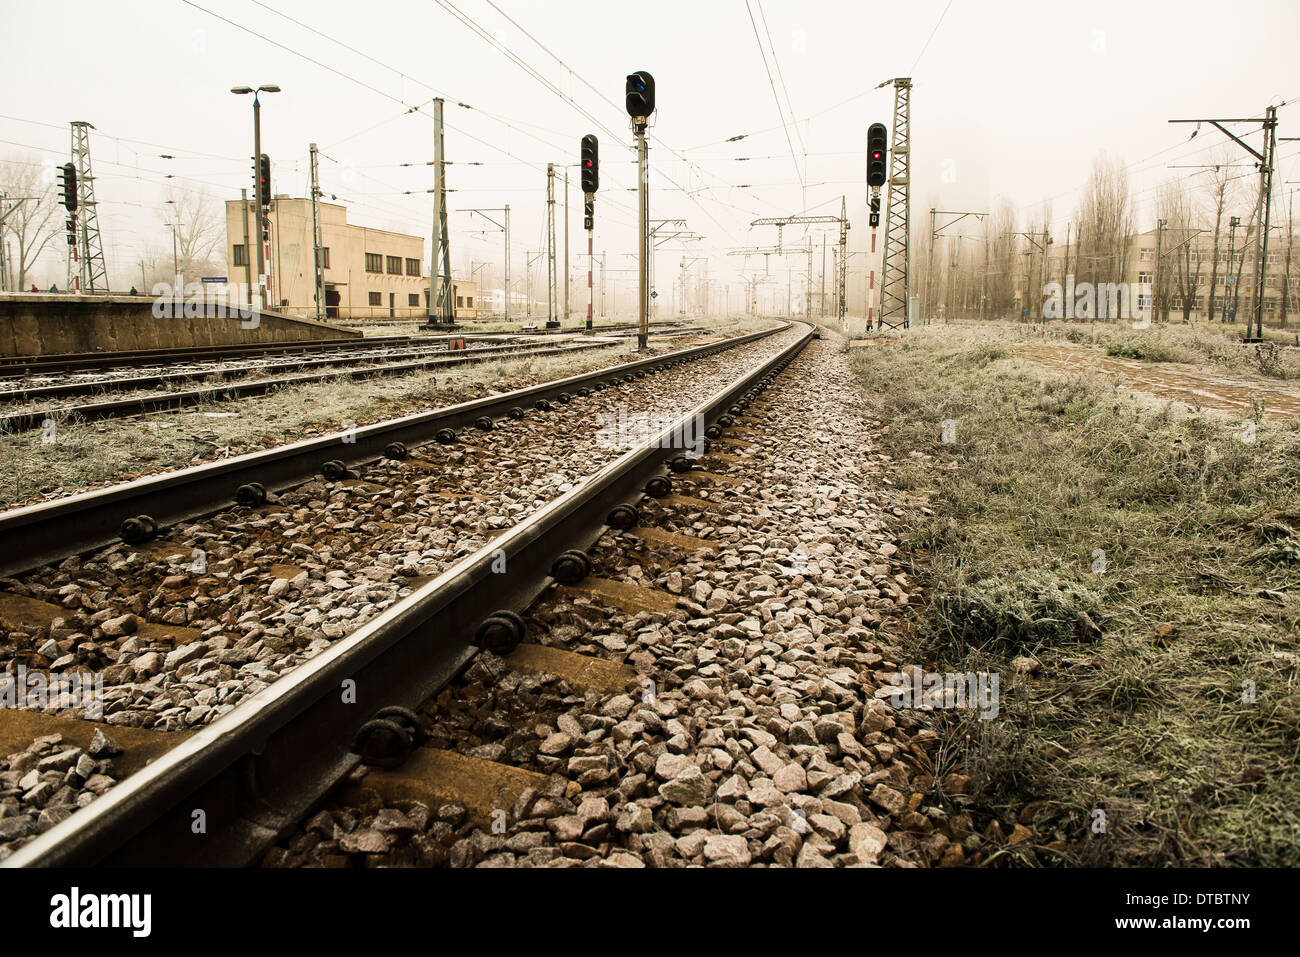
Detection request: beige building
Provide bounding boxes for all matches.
[1038,227,1298,325]
[224,197,477,321]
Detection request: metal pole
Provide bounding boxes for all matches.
[503,204,510,323]
[600,250,606,317]
[547,165,556,325]
[564,167,570,325]
[240,188,252,306]
[637,129,649,350]
[1253,106,1277,340]
[928,208,936,323]
[1227,217,1239,322]
[253,94,265,311]
[309,142,324,322]
[429,98,453,326]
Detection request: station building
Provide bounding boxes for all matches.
[224,197,477,322]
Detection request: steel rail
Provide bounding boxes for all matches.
[3,320,812,868]
[0,340,619,432]
[0,339,577,403]
[0,323,787,577]
[0,335,436,374]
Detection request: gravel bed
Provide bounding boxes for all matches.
[265,330,970,868]
[0,325,804,741]
[0,729,122,861]
[0,340,608,417]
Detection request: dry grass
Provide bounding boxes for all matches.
[850,322,1300,866]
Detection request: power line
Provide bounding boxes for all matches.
[911,0,955,72]
[744,0,803,190]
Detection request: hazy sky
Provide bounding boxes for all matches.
[4,0,1298,299]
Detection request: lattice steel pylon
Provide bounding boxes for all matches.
[837,196,849,321]
[877,78,911,329]
[71,121,108,293]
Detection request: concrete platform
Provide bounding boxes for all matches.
[0,294,360,356]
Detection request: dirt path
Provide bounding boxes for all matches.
[1013,343,1300,420]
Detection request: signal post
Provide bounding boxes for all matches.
[626,71,655,350]
[581,134,599,332]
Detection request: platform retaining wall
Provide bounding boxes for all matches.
[0,295,361,356]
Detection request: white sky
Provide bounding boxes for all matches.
[4,0,1299,301]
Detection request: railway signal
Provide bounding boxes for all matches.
[57,163,77,212]
[627,72,654,350]
[258,154,272,207]
[581,134,599,332]
[626,71,655,120]
[867,123,888,187]
[581,134,598,196]
[867,122,887,227]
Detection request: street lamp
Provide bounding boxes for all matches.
[231,84,280,310]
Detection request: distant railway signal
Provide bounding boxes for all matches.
[867,122,888,188]
[258,154,272,207]
[581,134,599,194]
[626,71,655,120]
[57,163,77,212]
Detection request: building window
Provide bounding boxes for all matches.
[317,247,330,269]
[1139,249,1153,261]
[387,256,402,275]
[232,244,248,267]
[408,294,419,306]
[406,258,420,276]
[457,296,464,308]
[365,253,382,273]
[1138,271,1152,284]
[467,296,473,307]
[368,291,382,306]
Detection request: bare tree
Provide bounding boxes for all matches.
[158,186,225,280]
[0,155,61,290]
[1075,152,1136,318]
[1201,149,1235,322]
[1157,179,1203,323]
[982,198,1018,318]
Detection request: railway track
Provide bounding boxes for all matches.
[2,320,957,869]
[0,334,464,376]
[0,338,622,433]
[0,322,804,865]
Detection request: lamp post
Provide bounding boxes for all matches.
[231,84,280,311]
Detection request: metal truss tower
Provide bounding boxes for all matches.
[427,98,454,327]
[878,78,911,329]
[70,121,108,293]
[837,196,849,321]
[748,210,848,318]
